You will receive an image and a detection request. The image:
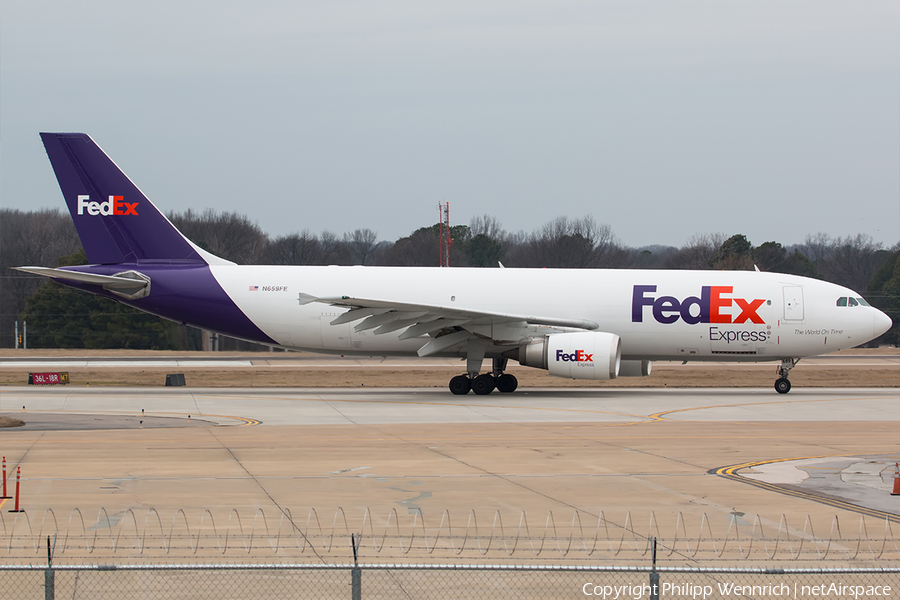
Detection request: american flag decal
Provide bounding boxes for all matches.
[249,285,259,291]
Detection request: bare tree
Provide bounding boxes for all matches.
[469,215,505,240]
[621,245,679,269]
[344,228,378,265]
[0,208,81,346]
[826,234,886,292]
[262,231,324,265]
[797,233,890,291]
[798,232,834,274]
[319,231,352,264]
[168,209,268,264]
[665,233,726,269]
[509,216,624,268]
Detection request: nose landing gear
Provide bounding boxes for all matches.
[774,358,798,394]
[774,377,791,394]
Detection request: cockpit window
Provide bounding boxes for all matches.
[848,297,859,307]
[856,297,870,307]
[836,297,848,307]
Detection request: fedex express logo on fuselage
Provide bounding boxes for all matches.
[632,285,766,325]
[76,195,139,216]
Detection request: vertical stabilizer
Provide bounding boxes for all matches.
[40,133,229,265]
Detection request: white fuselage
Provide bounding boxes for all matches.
[209,266,884,362]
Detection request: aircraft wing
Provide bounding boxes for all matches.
[298,293,598,356]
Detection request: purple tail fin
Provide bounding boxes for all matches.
[40,133,214,265]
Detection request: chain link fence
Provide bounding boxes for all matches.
[1,563,898,600]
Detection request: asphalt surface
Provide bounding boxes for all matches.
[0,386,897,529]
[0,411,215,431]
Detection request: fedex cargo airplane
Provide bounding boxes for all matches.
[16,133,893,395]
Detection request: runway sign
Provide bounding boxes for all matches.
[28,372,69,385]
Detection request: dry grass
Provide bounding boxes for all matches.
[0,348,896,388]
[0,416,25,428]
[0,365,897,388]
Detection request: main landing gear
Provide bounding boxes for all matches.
[449,357,518,395]
[774,358,798,394]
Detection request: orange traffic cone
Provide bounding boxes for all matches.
[892,463,900,496]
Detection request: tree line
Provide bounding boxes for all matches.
[1,207,898,349]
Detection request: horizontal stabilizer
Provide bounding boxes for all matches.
[14,266,150,299]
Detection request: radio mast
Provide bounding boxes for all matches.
[438,202,451,267]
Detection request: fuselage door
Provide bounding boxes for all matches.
[783,286,804,321]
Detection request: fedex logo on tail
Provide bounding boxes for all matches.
[77,195,139,216]
[632,285,766,325]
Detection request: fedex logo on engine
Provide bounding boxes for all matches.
[76,195,139,216]
[632,285,766,325]
[555,350,593,362]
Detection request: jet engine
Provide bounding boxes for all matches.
[506,331,621,380]
[618,360,652,377]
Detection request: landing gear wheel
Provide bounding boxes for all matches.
[495,374,518,393]
[471,374,496,395]
[774,378,791,394]
[449,375,471,395]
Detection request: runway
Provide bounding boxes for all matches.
[2,386,898,529]
[2,386,898,425]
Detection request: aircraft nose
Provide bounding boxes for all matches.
[873,308,893,339]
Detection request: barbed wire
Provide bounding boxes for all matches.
[1,507,897,562]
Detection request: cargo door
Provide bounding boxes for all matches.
[783,286,804,321]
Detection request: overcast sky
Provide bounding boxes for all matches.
[2,1,898,250]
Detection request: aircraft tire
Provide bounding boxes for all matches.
[774,378,791,394]
[472,374,496,395]
[449,375,471,395]
[495,374,518,393]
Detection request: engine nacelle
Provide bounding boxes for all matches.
[510,332,621,380]
[618,360,652,377]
